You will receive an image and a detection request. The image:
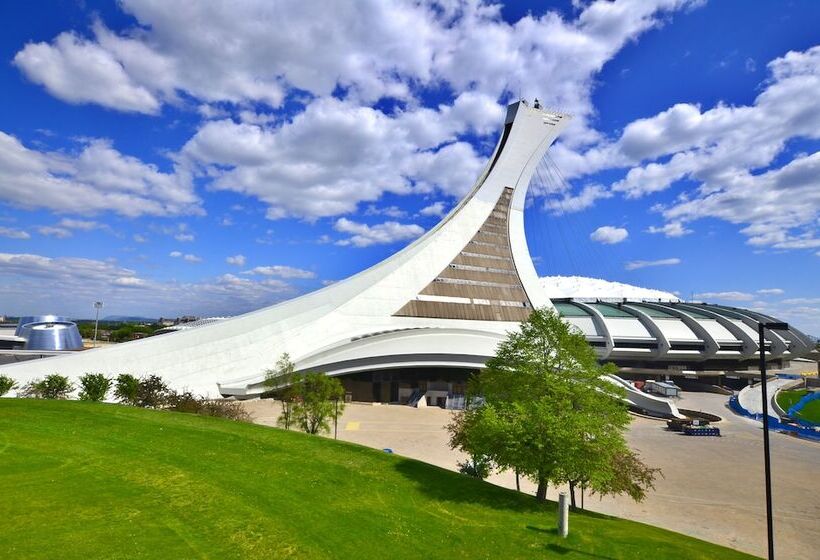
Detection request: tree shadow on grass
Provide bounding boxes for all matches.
[544,543,617,559]
[392,457,548,512]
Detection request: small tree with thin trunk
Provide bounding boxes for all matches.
[264,353,298,430]
[291,372,346,435]
[114,374,140,405]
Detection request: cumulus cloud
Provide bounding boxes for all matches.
[179,97,488,219]
[559,45,820,251]
[0,226,30,239]
[545,184,613,215]
[0,251,295,317]
[646,221,692,237]
[334,217,424,247]
[243,265,315,279]
[225,254,246,267]
[12,1,699,132]
[0,132,199,217]
[625,257,681,270]
[419,201,447,217]
[590,225,628,244]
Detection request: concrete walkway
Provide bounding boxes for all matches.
[738,377,797,419]
[242,392,820,560]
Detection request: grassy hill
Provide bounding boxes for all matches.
[0,400,756,559]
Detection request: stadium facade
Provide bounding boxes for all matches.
[4,101,813,416]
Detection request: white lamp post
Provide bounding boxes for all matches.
[93,301,103,347]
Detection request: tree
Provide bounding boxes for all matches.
[78,373,112,402]
[0,375,16,396]
[264,353,298,430]
[589,449,662,504]
[448,307,655,504]
[291,372,346,435]
[114,374,140,405]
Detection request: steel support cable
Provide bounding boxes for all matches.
[533,160,579,275]
[545,153,619,283]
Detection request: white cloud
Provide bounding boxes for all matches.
[0,226,30,239]
[782,297,820,306]
[545,184,613,214]
[419,201,447,217]
[169,251,201,263]
[0,132,199,217]
[180,98,486,219]
[11,0,700,135]
[590,225,628,244]
[646,221,692,237]
[560,46,820,251]
[174,233,195,242]
[625,257,681,270]
[695,291,755,302]
[37,226,72,238]
[365,205,407,218]
[226,254,246,267]
[133,234,147,243]
[9,1,704,223]
[0,251,295,318]
[334,217,424,247]
[13,30,162,114]
[57,218,103,231]
[757,288,784,296]
[243,265,315,279]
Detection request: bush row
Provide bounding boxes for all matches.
[0,373,248,422]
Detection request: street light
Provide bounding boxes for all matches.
[758,320,788,560]
[93,301,103,348]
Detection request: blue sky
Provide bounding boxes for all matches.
[0,0,818,334]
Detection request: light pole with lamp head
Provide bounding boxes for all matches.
[757,320,788,560]
[93,301,103,348]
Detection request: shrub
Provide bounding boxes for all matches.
[0,374,17,396]
[166,390,250,421]
[137,375,169,408]
[79,373,112,402]
[114,374,140,405]
[457,455,492,479]
[199,399,250,422]
[23,374,74,399]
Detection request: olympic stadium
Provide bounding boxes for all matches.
[3,101,813,417]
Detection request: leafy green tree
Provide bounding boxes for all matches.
[589,449,662,504]
[264,353,298,430]
[114,374,140,405]
[448,307,653,504]
[0,374,17,396]
[291,372,346,435]
[78,373,112,402]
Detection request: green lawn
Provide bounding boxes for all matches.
[776,389,820,424]
[0,400,757,559]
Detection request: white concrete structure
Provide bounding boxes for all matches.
[3,100,812,417]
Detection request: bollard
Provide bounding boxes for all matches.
[558,491,569,538]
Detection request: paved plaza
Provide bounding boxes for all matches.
[243,391,820,559]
